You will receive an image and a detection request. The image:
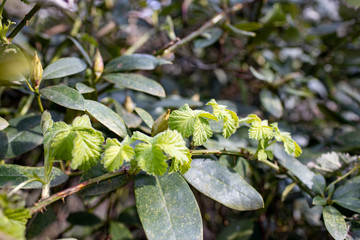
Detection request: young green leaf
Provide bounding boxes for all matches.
[206,99,239,138]
[48,115,104,171]
[169,104,215,146]
[132,129,191,175]
[156,129,192,174]
[248,120,274,140]
[102,137,135,172]
[271,123,302,157]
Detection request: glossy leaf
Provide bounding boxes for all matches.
[42,57,87,80]
[134,107,154,128]
[334,197,360,214]
[105,54,171,72]
[0,164,68,189]
[333,176,360,199]
[84,99,128,138]
[80,164,130,196]
[40,85,85,111]
[134,172,202,240]
[323,206,348,240]
[183,158,264,211]
[104,73,166,97]
[0,114,43,159]
[260,89,283,118]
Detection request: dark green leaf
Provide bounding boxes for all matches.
[40,85,85,111]
[274,144,320,192]
[183,158,264,211]
[334,197,360,213]
[68,37,92,67]
[323,206,348,240]
[109,221,133,240]
[80,164,130,196]
[333,176,360,199]
[84,99,128,138]
[134,172,202,240]
[105,54,171,72]
[75,82,95,94]
[26,207,56,239]
[312,196,327,206]
[42,57,86,80]
[194,27,223,49]
[104,73,166,97]
[260,89,283,118]
[0,114,43,159]
[216,219,253,240]
[67,212,101,226]
[0,164,68,189]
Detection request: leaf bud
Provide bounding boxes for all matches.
[151,109,170,136]
[93,48,104,83]
[31,51,43,89]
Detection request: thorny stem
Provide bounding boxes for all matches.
[160,3,243,56]
[7,4,42,41]
[30,166,131,215]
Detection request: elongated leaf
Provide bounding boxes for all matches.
[0,116,9,130]
[42,57,87,80]
[323,206,348,240]
[333,176,360,199]
[334,197,360,213]
[40,85,85,111]
[105,54,171,72]
[68,37,92,66]
[194,27,223,49]
[274,144,322,193]
[260,89,283,118]
[84,100,128,138]
[183,158,264,211]
[80,164,130,196]
[0,164,68,189]
[0,114,43,159]
[134,107,154,128]
[104,73,166,97]
[134,172,202,240]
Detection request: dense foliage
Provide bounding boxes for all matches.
[0,0,359,239]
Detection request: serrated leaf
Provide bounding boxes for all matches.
[102,137,134,172]
[42,57,87,80]
[104,73,166,97]
[323,206,348,240]
[169,104,196,138]
[135,143,168,176]
[271,123,302,157]
[206,99,239,138]
[156,130,191,174]
[183,158,264,211]
[49,115,104,171]
[257,149,268,161]
[0,165,68,189]
[248,120,274,140]
[105,54,171,72]
[134,172,202,240]
[193,117,212,146]
[169,104,215,145]
[134,107,154,128]
[40,85,85,111]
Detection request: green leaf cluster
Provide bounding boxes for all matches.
[132,129,191,175]
[46,115,104,171]
[0,191,31,240]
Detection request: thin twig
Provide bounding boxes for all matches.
[30,166,130,215]
[7,4,41,41]
[160,3,243,56]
